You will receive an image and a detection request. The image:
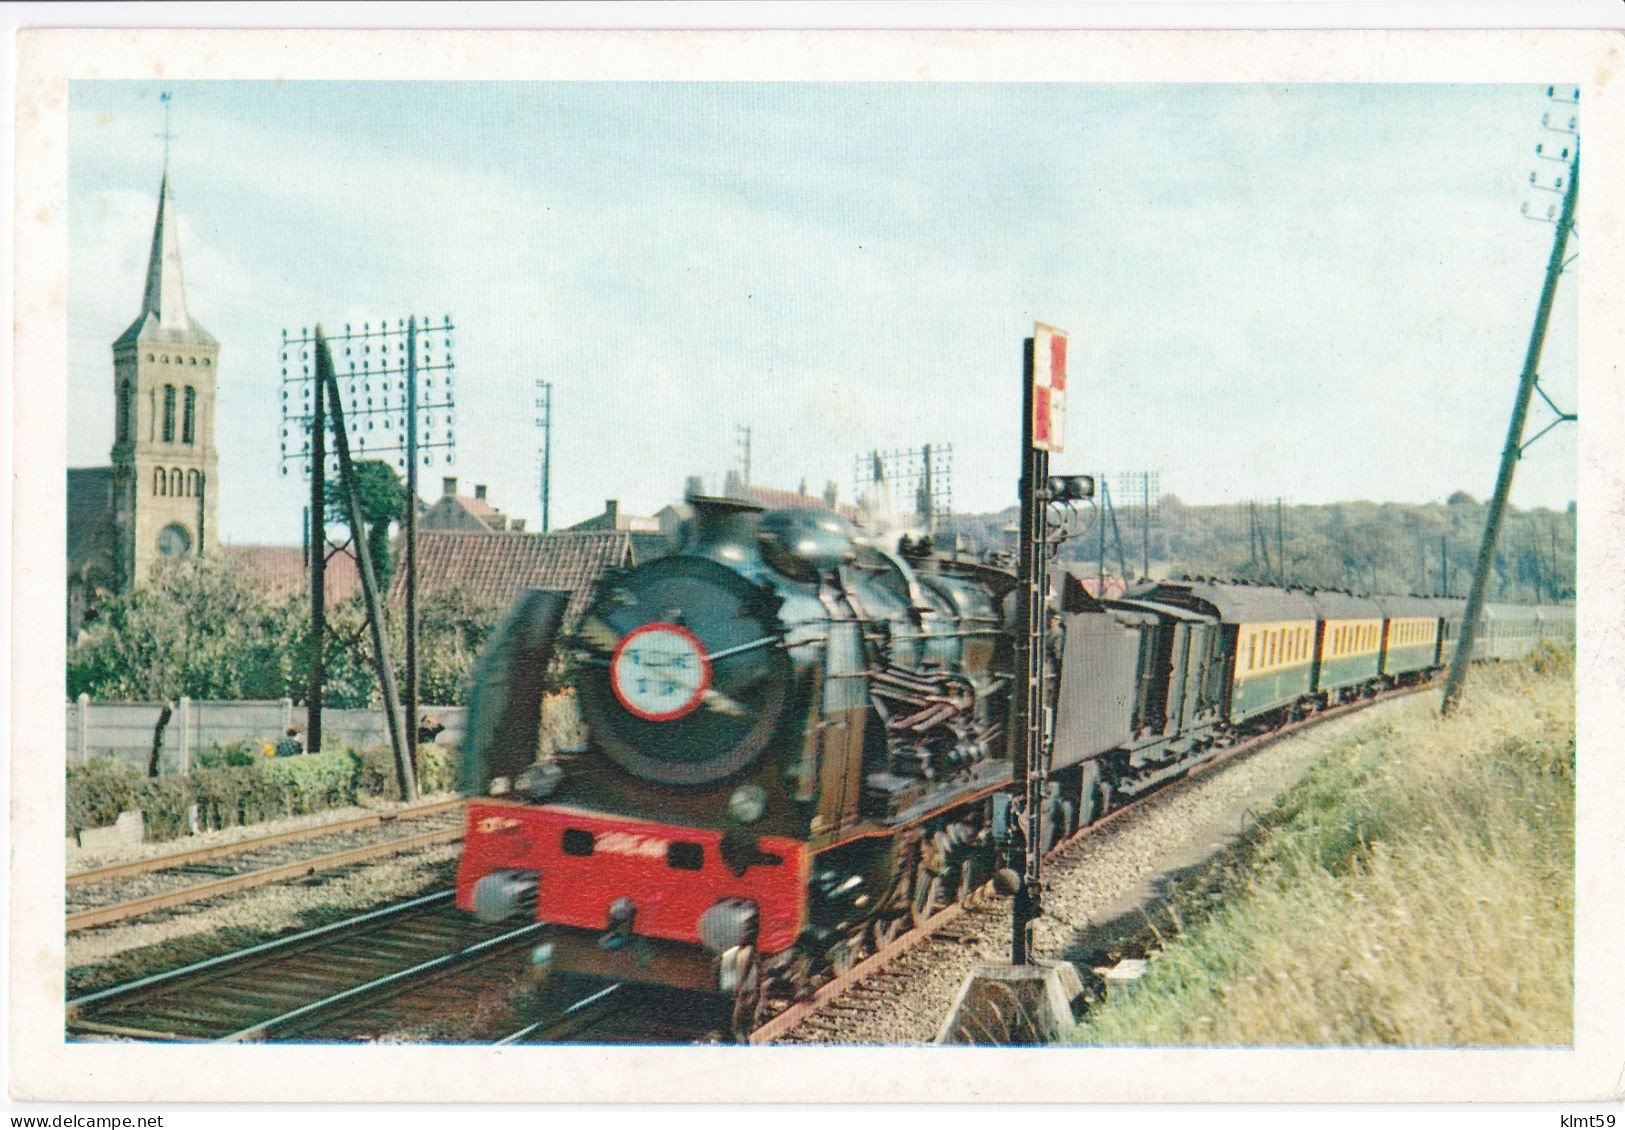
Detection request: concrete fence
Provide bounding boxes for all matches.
[66,695,468,775]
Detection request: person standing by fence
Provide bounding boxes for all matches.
[274,726,304,758]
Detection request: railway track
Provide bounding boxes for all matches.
[67,799,466,932]
[66,890,544,1042]
[65,688,1419,1045]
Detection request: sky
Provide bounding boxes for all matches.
[66,81,1579,546]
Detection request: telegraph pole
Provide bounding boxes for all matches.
[536,380,553,532]
[1276,498,1285,586]
[1442,105,1578,715]
[308,343,326,754]
[280,316,456,763]
[1142,475,1151,580]
[405,316,420,781]
[317,328,416,799]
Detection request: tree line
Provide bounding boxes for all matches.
[952,492,1575,601]
[69,490,1573,706]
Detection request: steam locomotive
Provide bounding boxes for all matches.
[455,494,1573,1038]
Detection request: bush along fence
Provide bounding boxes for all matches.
[65,696,468,775]
[66,742,462,846]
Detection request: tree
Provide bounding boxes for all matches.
[326,459,411,590]
[67,556,289,700]
[409,587,502,704]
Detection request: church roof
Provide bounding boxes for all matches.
[115,172,217,348]
[67,467,117,568]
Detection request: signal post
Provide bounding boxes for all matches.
[937,323,1086,1043]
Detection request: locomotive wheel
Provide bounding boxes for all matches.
[727,952,764,1042]
[1077,761,1107,827]
[870,912,908,950]
[956,847,991,906]
[910,863,950,927]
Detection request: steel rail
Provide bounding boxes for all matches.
[67,890,455,1017]
[66,827,463,932]
[68,796,466,886]
[493,982,626,1045]
[218,920,548,1042]
[751,681,1428,1043]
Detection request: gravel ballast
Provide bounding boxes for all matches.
[774,695,1425,1044]
[66,847,462,996]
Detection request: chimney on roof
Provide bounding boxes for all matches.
[475,484,488,501]
[443,476,458,497]
[823,481,839,508]
[685,476,706,501]
[799,478,808,496]
[605,500,619,525]
[510,518,526,532]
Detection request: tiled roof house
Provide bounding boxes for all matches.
[223,544,362,607]
[388,529,635,617]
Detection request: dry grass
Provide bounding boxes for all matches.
[1070,650,1575,1046]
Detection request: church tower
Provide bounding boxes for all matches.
[110,170,220,588]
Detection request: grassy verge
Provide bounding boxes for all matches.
[1068,648,1575,1046]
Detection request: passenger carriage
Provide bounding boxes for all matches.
[1127,581,1317,724]
[1309,590,1385,702]
[1375,595,1441,683]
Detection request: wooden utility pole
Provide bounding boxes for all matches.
[536,380,553,532]
[1442,139,1577,715]
[308,344,326,754]
[1142,475,1151,580]
[316,327,416,798]
[1275,498,1285,586]
[404,316,420,783]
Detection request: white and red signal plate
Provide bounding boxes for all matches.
[1032,322,1068,453]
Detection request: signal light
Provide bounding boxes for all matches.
[1046,475,1095,503]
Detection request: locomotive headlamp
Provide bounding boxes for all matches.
[727,783,768,824]
[699,898,760,955]
[1046,474,1095,503]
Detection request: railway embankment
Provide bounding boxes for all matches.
[1066,649,1574,1046]
[773,693,1424,1043]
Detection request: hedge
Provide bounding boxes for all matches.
[66,745,457,843]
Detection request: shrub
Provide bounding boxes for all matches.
[415,743,458,795]
[193,741,259,769]
[355,744,458,798]
[67,749,364,842]
[66,756,140,836]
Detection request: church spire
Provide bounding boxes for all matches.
[116,168,215,347]
[141,172,191,330]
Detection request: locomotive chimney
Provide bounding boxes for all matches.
[685,495,765,566]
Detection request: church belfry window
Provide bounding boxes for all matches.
[163,385,176,443]
[154,468,167,496]
[186,469,199,497]
[117,381,132,443]
[183,386,196,444]
[170,468,183,496]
